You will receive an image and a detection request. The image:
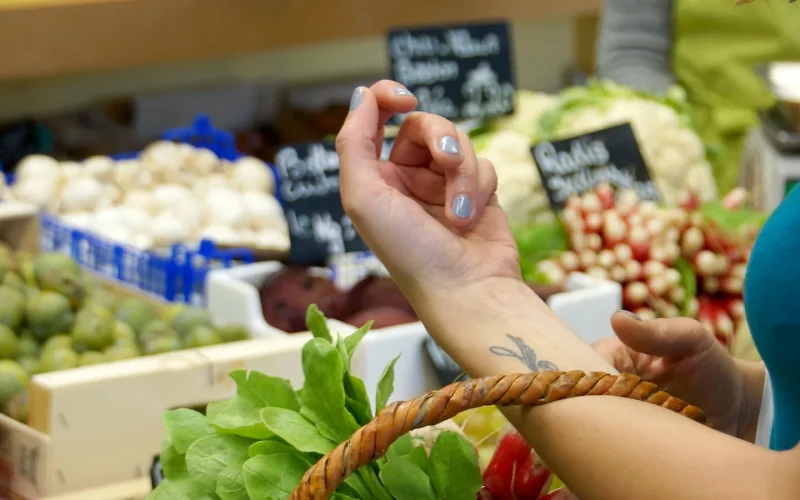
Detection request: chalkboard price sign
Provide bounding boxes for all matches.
[388,21,515,123]
[274,141,369,265]
[531,123,660,210]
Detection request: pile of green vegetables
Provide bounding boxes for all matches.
[150,305,484,500]
[0,245,248,423]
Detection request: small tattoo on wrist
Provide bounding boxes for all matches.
[489,334,558,372]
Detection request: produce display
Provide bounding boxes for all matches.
[4,145,289,252]
[0,245,249,423]
[470,81,718,227]
[259,266,567,334]
[150,306,576,499]
[522,185,765,348]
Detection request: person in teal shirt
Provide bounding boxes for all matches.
[337,79,799,498]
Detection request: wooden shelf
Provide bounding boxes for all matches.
[0,0,600,82]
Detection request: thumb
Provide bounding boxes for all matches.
[610,311,714,359]
[336,87,382,197]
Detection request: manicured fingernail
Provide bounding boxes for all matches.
[439,135,461,155]
[620,310,642,321]
[394,87,413,96]
[349,87,364,111]
[451,195,472,219]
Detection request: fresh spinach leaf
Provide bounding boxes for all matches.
[206,400,229,420]
[242,453,308,500]
[375,355,400,413]
[306,304,333,341]
[386,433,414,459]
[160,438,187,480]
[248,440,301,459]
[185,435,252,494]
[164,408,215,454]
[379,456,436,500]
[260,407,336,454]
[299,338,360,442]
[344,376,373,426]
[428,431,482,500]
[216,460,248,500]
[211,370,299,439]
[405,445,429,473]
[342,321,372,359]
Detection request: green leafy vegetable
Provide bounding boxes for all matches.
[260,407,336,454]
[164,408,215,454]
[375,355,400,413]
[299,337,360,443]
[248,440,303,459]
[379,456,437,500]
[342,321,372,359]
[514,220,570,283]
[216,459,249,500]
[160,438,188,480]
[428,431,483,500]
[306,304,333,342]
[185,435,252,494]
[673,259,697,316]
[242,453,309,500]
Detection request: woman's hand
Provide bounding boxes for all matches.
[593,311,764,439]
[336,81,521,298]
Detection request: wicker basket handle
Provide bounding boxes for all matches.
[290,370,706,499]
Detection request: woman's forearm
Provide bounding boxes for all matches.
[414,280,799,500]
[596,0,675,94]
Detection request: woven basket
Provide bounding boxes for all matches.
[289,370,706,499]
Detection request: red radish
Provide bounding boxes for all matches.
[647,275,669,296]
[624,259,642,281]
[642,260,666,279]
[569,233,585,252]
[714,254,730,276]
[723,297,745,319]
[586,233,603,252]
[597,249,616,269]
[697,296,715,334]
[648,244,669,264]
[616,188,639,208]
[628,225,650,261]
[513,452,552,499]
[638,200,658,217]
[633,307,657,321]
[581,192,602,213]
[646,217,666,237]
[722,187,748,210]
[681,227,705,257]
[559,251,580,272]
[602,213,627,245]
[688,211,705,228]
[627,213,645,227]
[623,282,649,306]
[664,268,681,288]
[662,242,681,264]
[652,297,679,318]
[730,263,747,280]
[668,285,686,305]
[536,261,566,284]
[595,183,616,209]
[677,190,700,211]
[720,277,743,295]
[585,267,609,280]
[579,249,597,269]
[703,277,719,294]
[666,208,689,229]
[664,226,681,243]
[609,265,627,283]
[584,212,603,233]
[685,296,699,317]
[482,432,532,499]
[564,195,582,212]
[714,308,735,340]
[613,243,633,263]
[561,208,584,233]
[693,250,718,276]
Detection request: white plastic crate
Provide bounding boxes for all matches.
[206,261,622,403]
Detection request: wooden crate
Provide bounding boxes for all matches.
[0,335,328,499]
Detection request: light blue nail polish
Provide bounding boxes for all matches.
[394,87,413,96]
[349,87,364,111]
[451,195,472,219]
[439,135,461,155]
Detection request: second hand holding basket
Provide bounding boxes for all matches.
[290,370,707,499]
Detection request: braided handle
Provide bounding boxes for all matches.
[290,370,706,499]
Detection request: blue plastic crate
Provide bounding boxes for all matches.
[34,115,267,305]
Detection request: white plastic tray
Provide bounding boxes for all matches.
[206,262,622,404]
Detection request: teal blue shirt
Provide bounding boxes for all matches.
[744,186,800,451]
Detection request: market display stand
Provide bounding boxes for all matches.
[0,0,601,82]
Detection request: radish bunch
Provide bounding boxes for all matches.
[534,184,760,348]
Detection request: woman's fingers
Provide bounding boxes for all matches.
[389,112,464,168]
[368,80,418,157]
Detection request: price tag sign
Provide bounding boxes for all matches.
[274,141,369,265]
[531,123,660,210]
[388,21,515,122]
